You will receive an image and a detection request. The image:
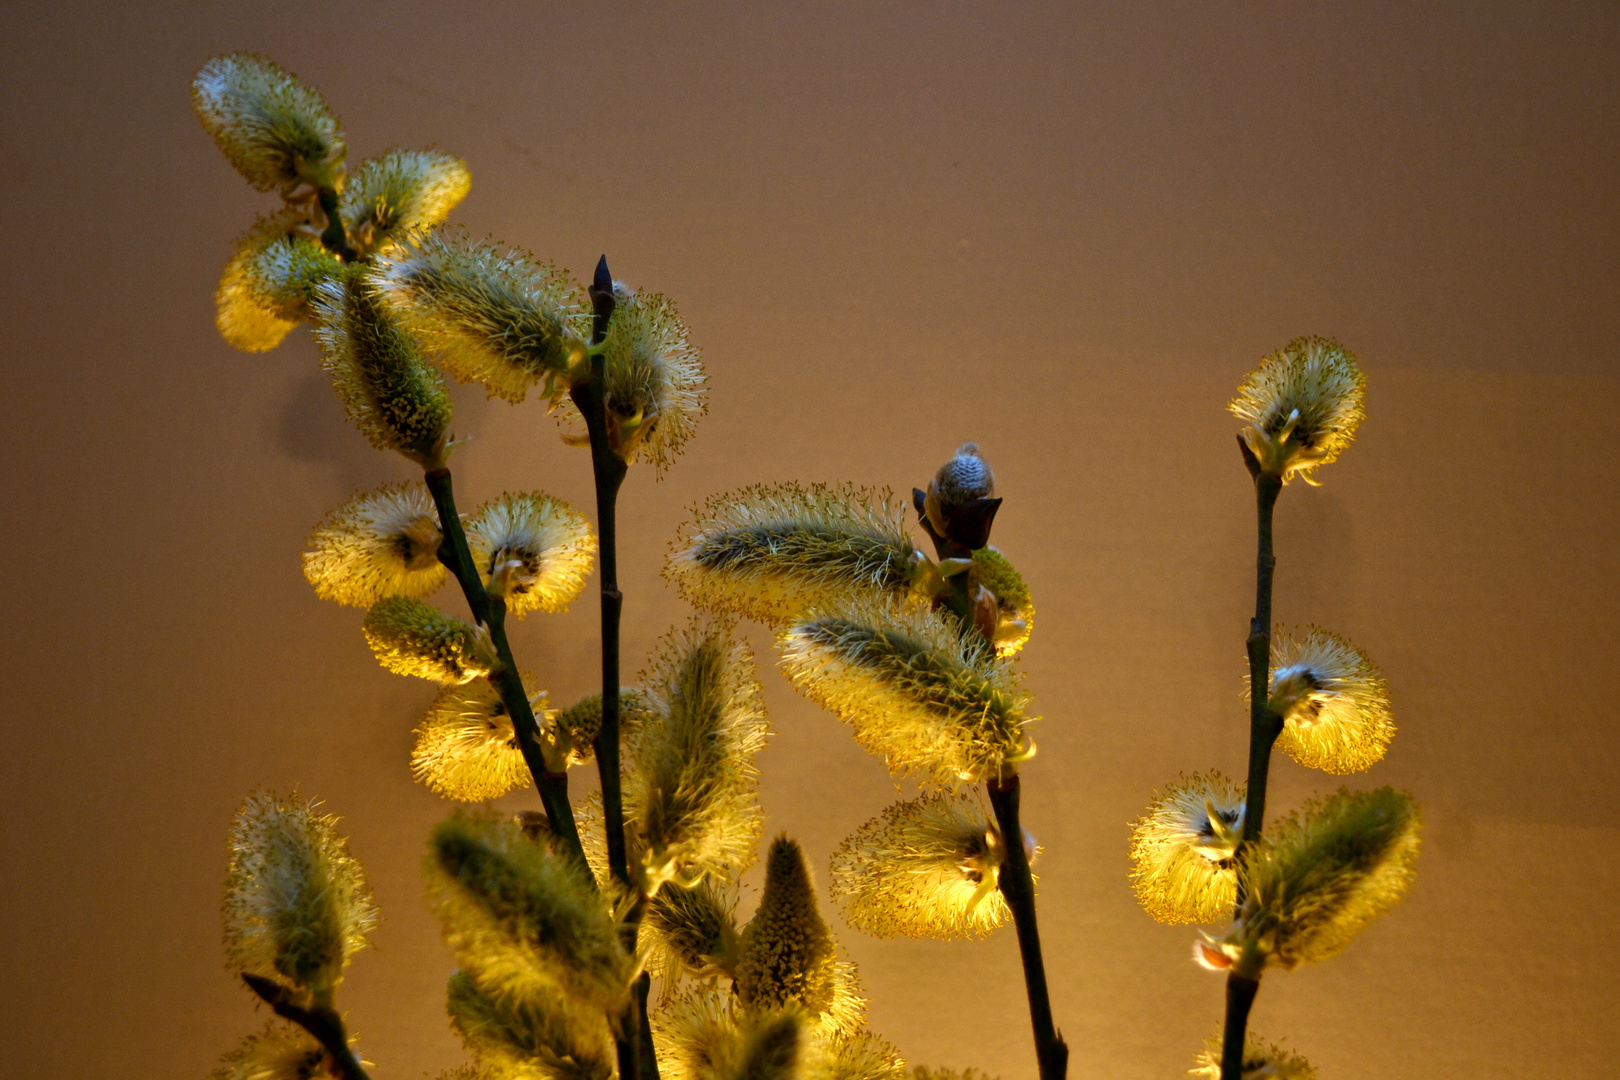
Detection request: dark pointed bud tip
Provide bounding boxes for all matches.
[593,255,612,294]
[1236,432,1262,479]
[946,496,1002,550]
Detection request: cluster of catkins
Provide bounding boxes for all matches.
[1130,339,1424,1078]
[196,53,1047,1080]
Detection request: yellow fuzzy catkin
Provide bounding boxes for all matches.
[362,596,497,683]
[1128,773,1245,925]
[735,837,866,1037]
[313,271,453,466]
[370,231,589,404]
[778,600,1030,786]
[552,688,659,762]
[1266,626,1394,774]
[830,793,1010,940]
[465,492,596,616]
[193,53,346,193]
[667,483,921,625]
[302,482,447,606]
[216,211,342,352]
[654,987,804,1080]
[909,1069,999,1080]
[211,1022,333,1080]
[968,547,1034,655]
[627,620,769,883]
[1209,787,1421,975]
[1189,1033,1317,1080]
[411,675,550,801]
[341,149,471,257]
[805,1031,908,1080]
[1229,336,1366,484]
[446,969,614,1080]
[424,811,631,1011]
[222,791,378,996]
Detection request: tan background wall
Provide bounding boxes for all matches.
[2,3,1616,1078]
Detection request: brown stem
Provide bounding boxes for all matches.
[1221,973,1260,1080]
[242,974,368,1080]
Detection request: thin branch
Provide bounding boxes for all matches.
[987,776,1068,1080]
[422,467,587,870]
[314,186,357,262]
[1220,974,1260,1080]
[242,974,368,1080]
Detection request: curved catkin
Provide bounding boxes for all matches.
[313,272,453,465]
[627,620,769,883]
[1189,1032,1317,1080]
[222,791,378,995]
[778,600,1030,786]
[370,231,589,404]
[465,492,596,616]
[1229,337,1366,483]
[446,969,613,1080]
[642,878,741,979]
[216,211,342,352]
[556,283,706,473]
[341,149,471,257]
[1267,626,1394,774]
[210,1022,332,1080]
[1128,773,1245,925]
[1237,786,1421,971]
[411,675,549,801]
[667,483,921,624]
[192,53,346,193]
[363,596,497,683]
[830,792,1010,940]
[424,812,630,1010]
[302,482,446,606]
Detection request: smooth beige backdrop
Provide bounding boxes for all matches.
[2,3,1616,1078]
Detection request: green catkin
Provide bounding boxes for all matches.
[552,688,659,762]
[627,620,769,884]
[341,149,471,257]
[424,811,631,1011]
[222,791,378,996]
[301,482,447,606]
[446,969,614,1080]
[830,792,1011,940]
[465,492,597,616]
[1127,772,1245,925]
[1229,336,1366,484]
[314,270,453,466]
[362,596,497,683]
[642,877,742,978]
[968,547,1035,655]
[667,483,921,624]
[369,230,589,404]
[192,53,346,193]
[1200,787,1421,975]
[777,599,1030,786]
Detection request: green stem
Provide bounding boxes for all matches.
[315,186,357,262]
[1221,974,1260,1080]
[422,467,586,869]
[987,775,1068,1080]
[1234,473,1283,876]
[242,975,368,1080]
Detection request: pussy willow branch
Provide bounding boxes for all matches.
[934,547,1066,1080]
[1222,451,1285,1080]
[570,257,658,1080]
[315,187,357,262]
[242,974,369,1080]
